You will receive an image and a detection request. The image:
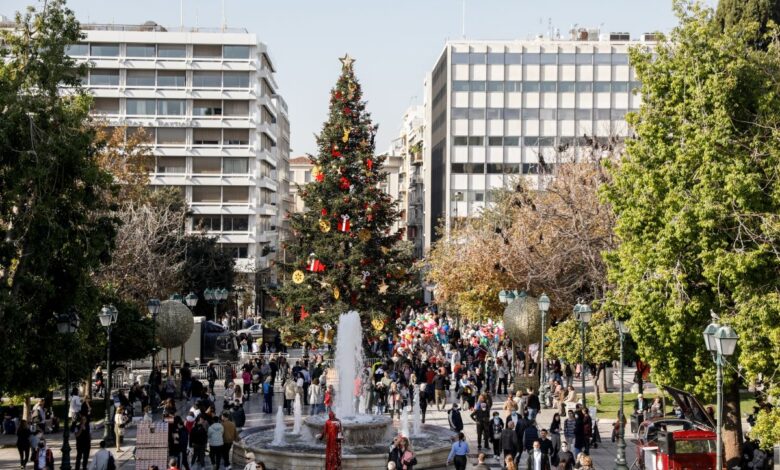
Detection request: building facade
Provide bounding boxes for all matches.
[289,156,313,213]
[423,32,653,251]
[68,22,289,313]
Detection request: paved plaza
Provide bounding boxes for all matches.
[0,372,644,469]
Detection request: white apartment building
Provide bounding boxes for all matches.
[423,31,654,251]
[289,156,313,213]
[67,22,289,313]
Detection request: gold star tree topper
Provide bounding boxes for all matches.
[339,54,355,71]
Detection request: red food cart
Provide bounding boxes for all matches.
[631,386,716,470]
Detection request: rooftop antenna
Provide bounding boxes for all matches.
[221,0,226,31]
[461,0,466,38]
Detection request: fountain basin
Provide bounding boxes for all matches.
[303,415,392,447]
[235,422,455,470]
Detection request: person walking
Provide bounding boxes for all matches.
[470,401,491,451]
[32,439,53,470]
[473,452,491,470]
[74,414,91,470]
[309,378,324,415]
[446,432,469,470]
[573,409,586,458]
[448,403,463,433]
[221,411,239,470]
[563,410,576,446]
[556,441,575,470]
[501,420,519,464]
[16,419,32,468]
[262,377,273,414]
[88,441,112,470]
[114,405,128,452]
[189,415,208,469]
[490,411,504,460]
[433,368,448,411]
[526,439,551,470]
[207,414,224,469]
[284,379,296,415]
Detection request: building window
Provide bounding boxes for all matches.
[193,44,222,59]
[157,99,185,116]
[191,186,221,203]
[223,45,250,59]
[594,53,612,65]
[611,109,628,120]
[192,157,221,174]
[90,43,119,57]
[487,81,504,92]
[576,82,593,93]
[576,54,593,65]
[223,243,249,258]
[222,186,249,203]
[91,98,119,115]
[474,192,485,202]
[157,128,186,145]
[559,82,576,93]
[452,81,469,92]
[558,109,576,120]
[469,53,486,64]
[486,108,503,119]
[505,53,522,64]
[540,82,557,93]
[469,81,486,92]
[522,109,540,120]
[193,71,222,88]
[612,82,629,92]
[224,100,250,117]
[594,82,611,93]
[224,157,249,174]
[524,137,539,146]
[452,108,468,119]
[576,109,593,120]
[523,54,541,65]
[504,108,520,120]
[223,72,250,88]
[613,54,630,65]
[126,98,156,115]
[505,81,522,92]
[559,53,576,64]
[193,129,221,145]
[504,137,520,146]
[223,216,249,231]
[468,136,484,146]
[156,156,186,174]
[524,82,540,93]
[157,70,186,88]
[487,52,504,64]
[488,136,503,146]
[451,163,485,173]
[540,109,556,120]
[540,54,557,65]
[157,44,186,58]
[126,70,155,87]
[453,136,468,146]
[89,69,119,86]
[193,99,223,116]
[65,43,88,56]
[451,52,469,64]
[469,108,486,120]
[192,215,221,231]
[595,109,612,120]
[126,44,156,57]
[223,129,249,146]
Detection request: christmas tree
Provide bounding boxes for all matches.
[275,55,420,342]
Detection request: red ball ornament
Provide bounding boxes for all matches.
[315,173,324,182]
[339,177,351,190]
[335,91,343,100]
[343,107,351,115]
[332,145,342,158]
[321,208,328,216]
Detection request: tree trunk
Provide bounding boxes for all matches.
[593,365,602,405]
[723,370,743,469]
[23,396,31,421]
[599,365,610,393]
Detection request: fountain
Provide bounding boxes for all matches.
[235,310,453,469]
[400,406,410,438]
[412,385,422,437]
[272,406,286,446]
[292,394,302,434]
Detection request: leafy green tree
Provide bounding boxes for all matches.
[604,0,780,460]
[715,0,780,43]
[275,56,420,342]
[546,311,619,402]
[0,1,118,396]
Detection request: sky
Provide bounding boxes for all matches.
[3,0,718,156]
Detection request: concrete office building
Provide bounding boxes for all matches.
[423,30,654,251]
[64,21,289,314]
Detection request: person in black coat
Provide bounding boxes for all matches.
[556,441,575,470]
[573,410,586,457]
[448,404,464,432]
[74,415,91,470]
[388,436,403,469]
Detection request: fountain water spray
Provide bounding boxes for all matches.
[272,405,286,445]
[334,310,364,417]
[412,385,422,437]
[400,406,410,438]
[293,393,303,434]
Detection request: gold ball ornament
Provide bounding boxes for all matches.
[342,127,351,143]
[333,287,340,300]
[292,270,305,284]
[372,318,384,331]
[358,229,371,242]
[319,219,332,233]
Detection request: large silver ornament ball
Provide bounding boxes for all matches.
[156,300,194,349]
[503,295,544,345]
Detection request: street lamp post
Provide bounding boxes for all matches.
[703,321,739,470]
[538,293,551,408]
[614,319,630,470]
[98,305,119,446]
[146,298,161,407]
[55,309,80,470]
[203,288,227,322]
[573,299,592,411]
